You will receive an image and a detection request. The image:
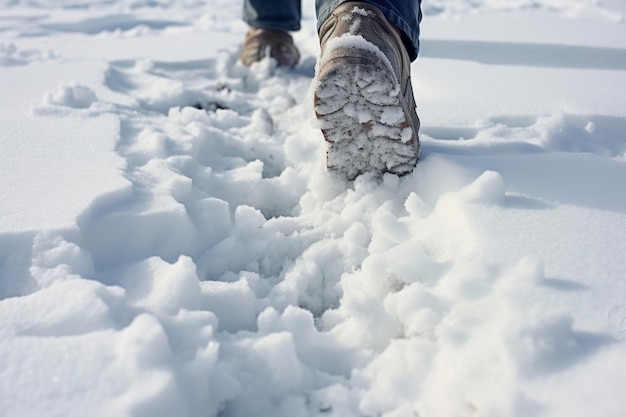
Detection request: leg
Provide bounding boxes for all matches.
[314,1,422,180]
[243,0,302,32]
[316,0,422,60]
[240,0,302,67]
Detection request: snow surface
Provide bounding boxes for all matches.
[1,0,626,416]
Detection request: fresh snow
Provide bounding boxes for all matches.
[1,0,625,416]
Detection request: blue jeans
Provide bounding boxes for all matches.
[243,0,422,60]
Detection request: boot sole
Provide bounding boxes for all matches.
[314,52,418,180]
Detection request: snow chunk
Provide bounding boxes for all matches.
[30,233,95,288]
[380,106,405,125]
[0,42,58,66]
[44,83,97,108]
[201,273,260,332]
[115,313,173,369]
[460,170,506,205]
[0,279,123,337]
[252,332,305,394]
[120,256,202,315]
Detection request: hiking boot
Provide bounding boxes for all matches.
[240,27,300,68]
[314,2,420,180]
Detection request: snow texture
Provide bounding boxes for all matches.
[1,0,626,416]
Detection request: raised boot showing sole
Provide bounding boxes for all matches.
[314,2,420,180]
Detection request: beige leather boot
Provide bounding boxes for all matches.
[314,2,420,180]
[240,27,300,68]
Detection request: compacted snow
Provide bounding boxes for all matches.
[1,0,626,416]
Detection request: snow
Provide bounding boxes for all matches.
[1,0,625,416]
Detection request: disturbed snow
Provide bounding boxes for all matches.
[1,0,626,416]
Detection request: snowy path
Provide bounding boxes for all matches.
[1,1,626,416]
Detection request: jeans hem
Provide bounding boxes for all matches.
[243,18,301,32]
[316,0,420,61]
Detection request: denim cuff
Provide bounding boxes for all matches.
[316,0,421,61]
[243,0,302,32]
